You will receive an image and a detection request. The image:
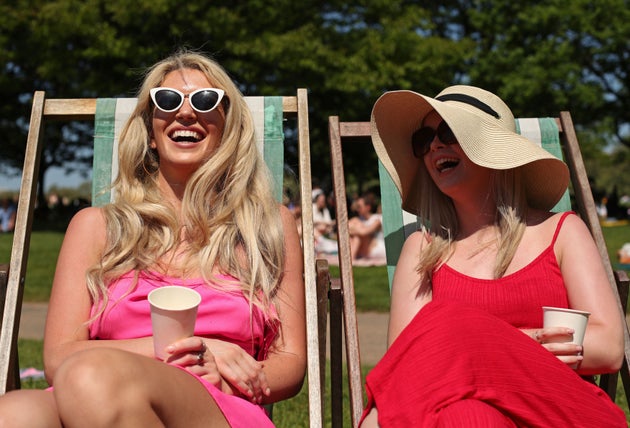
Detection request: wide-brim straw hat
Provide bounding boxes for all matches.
[371,85,569,213]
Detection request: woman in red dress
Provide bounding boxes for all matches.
[361,85,626,427]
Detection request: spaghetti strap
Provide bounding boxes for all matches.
[550,211,575,247]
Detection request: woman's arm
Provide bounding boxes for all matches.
[43,207,154,383]
[556,214,624,374]
[348,215,381,237]
[259,204,307,402]
[387,231,432,347]
[160,205,306,404]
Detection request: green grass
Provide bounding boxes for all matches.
[17,339,48,390]
[327,265,391,312]
[0,231,63,301]
[603,224,630,272]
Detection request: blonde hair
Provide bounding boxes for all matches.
[87,50,283,317]
[416,164,527,282]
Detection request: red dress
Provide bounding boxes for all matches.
[362,212,627,427]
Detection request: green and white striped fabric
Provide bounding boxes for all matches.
[379,117,570,288]
[377,159,415,285]
[515,118,571,213]
[92,96,285,207]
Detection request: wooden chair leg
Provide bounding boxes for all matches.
[608,270,630,403]
[0,263,21,392]
[316,260,330,398]
[329,277,343,428]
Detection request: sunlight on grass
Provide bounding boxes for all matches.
[0,231,63,301]
[328,264,390,312]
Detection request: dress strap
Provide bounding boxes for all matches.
[550,211,575,247]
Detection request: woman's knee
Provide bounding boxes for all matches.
[53,348,159,423]
[54,348,147,403]
[0,390,62,428]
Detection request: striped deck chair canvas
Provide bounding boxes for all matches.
[328,113,630,428]
[1,90,328,428]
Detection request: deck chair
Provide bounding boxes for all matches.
[328,113,630,427]
[0,89,329,427]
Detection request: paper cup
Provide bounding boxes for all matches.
[148,286,201,360]
[542,306,590,369]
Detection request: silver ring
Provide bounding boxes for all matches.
[196,340,206,365]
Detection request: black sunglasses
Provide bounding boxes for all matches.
[411,121,457,158]
[149,87,226,113]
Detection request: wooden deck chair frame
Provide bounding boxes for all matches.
[328,112,630,427]
[0,89,329,428]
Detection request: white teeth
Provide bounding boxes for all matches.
[435,157,459,171]
[170,130,201,140]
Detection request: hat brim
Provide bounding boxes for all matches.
[371,90,569,212]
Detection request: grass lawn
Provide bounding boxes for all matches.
[602,223,630,273]
[4,225,630,425]
[0,231,64,301]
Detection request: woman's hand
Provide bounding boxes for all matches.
[164,337,224,389]
[525,327,584,368]
[165,337,270,403]
[204,338,270,403]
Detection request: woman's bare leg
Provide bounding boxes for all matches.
[349,234,361,259]
[0,389,62,428]
[53,348,229,428]
[348,217,373,259]
[360,407,379,427]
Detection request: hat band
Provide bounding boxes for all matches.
[435,93,500,119]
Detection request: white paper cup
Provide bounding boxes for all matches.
[148,286,201,360]
[542,306,590,369]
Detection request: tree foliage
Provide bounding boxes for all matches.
[1,0,629,198]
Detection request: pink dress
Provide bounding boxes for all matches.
[89,270,278,428]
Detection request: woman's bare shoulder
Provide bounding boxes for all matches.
[405,228,432,249]
[534,211,586,233]
[65,206,107,239]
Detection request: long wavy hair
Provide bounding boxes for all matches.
[86,51,284,317]
[415,161,528,282]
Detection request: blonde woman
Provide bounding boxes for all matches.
[361,86,625,427]
[0,51,306,427]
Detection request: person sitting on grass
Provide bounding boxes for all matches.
[348,192,386,266]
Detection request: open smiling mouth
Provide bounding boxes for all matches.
[169,129,203,144]
[435,157,460,172]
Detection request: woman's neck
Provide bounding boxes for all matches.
[453,195,497,239]
[157,172,188,204]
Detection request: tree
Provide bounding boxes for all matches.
[2,0,630,200]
